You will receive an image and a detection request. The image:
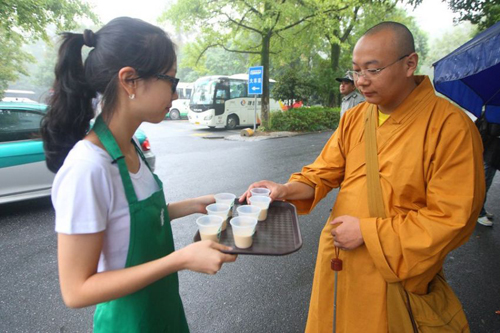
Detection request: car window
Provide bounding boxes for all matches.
[0,109,44,142]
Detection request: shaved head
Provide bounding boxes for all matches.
[362,21,415,56]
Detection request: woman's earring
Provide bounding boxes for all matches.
[129,94,135,100]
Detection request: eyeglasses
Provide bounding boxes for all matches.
[348,54,410,80]
[155,74,180,93]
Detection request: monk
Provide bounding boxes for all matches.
[241,22,484,332]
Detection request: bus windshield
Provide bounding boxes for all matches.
[190,79,216,105]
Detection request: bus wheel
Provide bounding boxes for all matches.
[169,109,180,120]
[226,115,238,130]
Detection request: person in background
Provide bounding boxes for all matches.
[335,72,365,118]
[41,17,236,332]
[241,21,484,332]
[476,118,500,226]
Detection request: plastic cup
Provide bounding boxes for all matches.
[215,193,236,217]
[250,188,271,197]
[230,216,258,249]
[196,215,223,243]
[249,196,272,221]
[236,205,262,220]
[206,203,231,231]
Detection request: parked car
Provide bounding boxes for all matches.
[0,101,156,204]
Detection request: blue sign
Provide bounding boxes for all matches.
[248,66,263,95]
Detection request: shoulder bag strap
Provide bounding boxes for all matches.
[364,105,387,219]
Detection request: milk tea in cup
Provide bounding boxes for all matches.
[206,203,231,231]
[214,193,236,217]
[249,195,272,221]
[196,215,223,243]
[230,216,258,249]
[250,187,271,197]
[236,205,262,220]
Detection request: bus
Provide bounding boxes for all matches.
[168,82,193,120]
[187,74,280,129]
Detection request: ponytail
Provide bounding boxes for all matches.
[41,33,96,173]
[41,17,176,173]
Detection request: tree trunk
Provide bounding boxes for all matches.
[328,42,341,107]
[261,31,271,125]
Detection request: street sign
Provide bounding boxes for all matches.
[248,66,263,95]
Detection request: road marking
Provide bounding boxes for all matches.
[191,133,214,137]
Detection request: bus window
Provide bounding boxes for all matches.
[191,80,216,105]
[215,84,228,107]
[230,81,247,99]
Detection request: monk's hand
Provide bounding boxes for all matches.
[239,180,286,203]
[330,215,364,251]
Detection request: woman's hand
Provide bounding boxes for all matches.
[192,194,216,214]
[179,241,237,275]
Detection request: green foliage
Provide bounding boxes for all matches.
[0,0,98,41]
[177,42,249,82]
[268,107,340,132]
[407,0,500,32]
[418,22,475,77]
[448,0,500,32]
[272,67,317,106]
[0,27,34,97]
[0,0,98,97]
[162,0,351,122]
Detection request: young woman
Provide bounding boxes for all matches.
[41,17,237,332]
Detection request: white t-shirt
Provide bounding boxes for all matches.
[52,139,160,272]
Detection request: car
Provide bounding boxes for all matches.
[0,101,156,204]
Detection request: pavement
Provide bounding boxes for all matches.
[201,129,313,141]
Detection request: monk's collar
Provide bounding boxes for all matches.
[378,75,434,124]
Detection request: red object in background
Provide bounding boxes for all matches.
[282,100,304,111]
[141,138,151,151]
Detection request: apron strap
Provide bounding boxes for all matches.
[132,134,163,189]
[94,116,138,204]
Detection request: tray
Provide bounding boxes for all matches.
[193,199,302,256]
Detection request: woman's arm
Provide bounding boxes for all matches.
[168,195,215,220]
[58,232,236,308]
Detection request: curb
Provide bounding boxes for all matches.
[224,130,333,141]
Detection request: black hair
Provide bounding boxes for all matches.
[41,17,176,173]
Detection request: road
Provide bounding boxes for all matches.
[0,120,499,332]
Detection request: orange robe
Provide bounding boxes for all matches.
[288,76,484,333]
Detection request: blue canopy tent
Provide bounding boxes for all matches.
[433,21,500,123]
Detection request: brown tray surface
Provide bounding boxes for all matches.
[193,199,302,256]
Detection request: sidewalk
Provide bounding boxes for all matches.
[225,130,302,141]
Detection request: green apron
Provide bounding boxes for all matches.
[92,116,189,333]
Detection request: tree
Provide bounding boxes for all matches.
[177,43,249,82]
[162,0,350,125]
[418,22,475,77]
[288,1,428,107]
[272,67,316,108]
[0,0,98,97]
[407,0,500,32]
